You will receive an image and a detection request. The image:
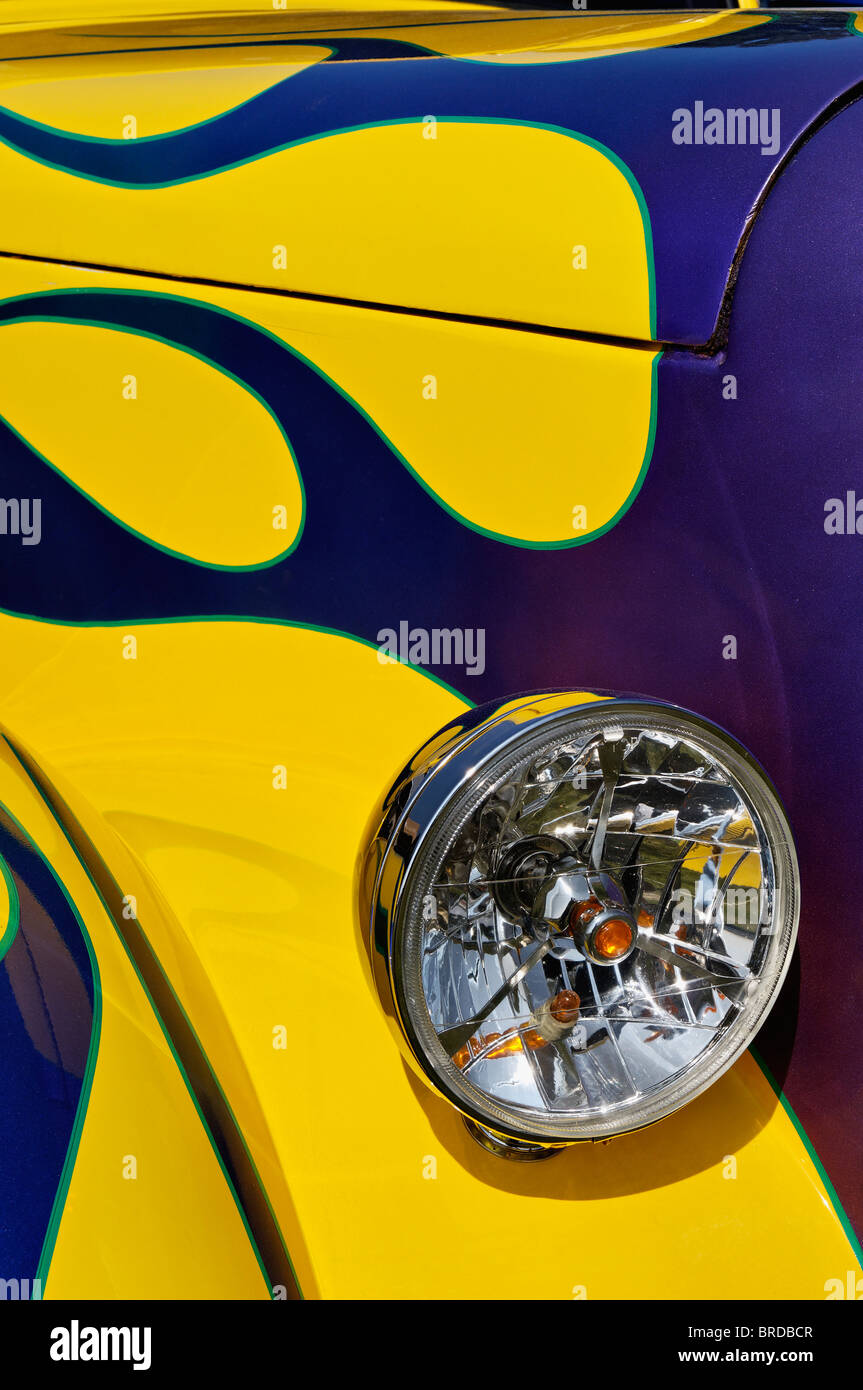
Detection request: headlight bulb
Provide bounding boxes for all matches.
[361,693,799,1158]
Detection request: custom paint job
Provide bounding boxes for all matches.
[1,6,863,342]
[0,3,861,1299]
[0,735,273,1298]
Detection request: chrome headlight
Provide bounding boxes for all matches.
[361,693,799,1152]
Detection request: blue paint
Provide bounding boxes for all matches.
[0,809,95,1285]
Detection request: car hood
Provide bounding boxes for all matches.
[1,5,863,344]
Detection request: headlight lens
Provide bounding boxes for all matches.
[364,695,799,1145]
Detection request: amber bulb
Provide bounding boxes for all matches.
[453,993,583,1070]
[550,989,581,1024]
[569,897,602,931]
[593,917,633,960]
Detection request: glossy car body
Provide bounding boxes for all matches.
[0,0,861,1300]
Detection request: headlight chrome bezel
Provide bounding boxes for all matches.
[360,692,799,1151]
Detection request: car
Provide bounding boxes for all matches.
[0,0,861,1304]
